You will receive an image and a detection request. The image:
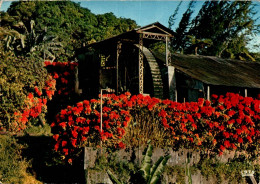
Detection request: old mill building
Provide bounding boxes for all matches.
[76,22,260,102]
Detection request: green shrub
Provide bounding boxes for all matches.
[0,135,40,184]
[196,157,259,183]
[0,51,48,132]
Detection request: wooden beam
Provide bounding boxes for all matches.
[249,176,257,184]
[165,36,171,66]
[137,25,173,36]
[139,34,144,94]
[207,85,210,100]
[153,25,173,36]
[166,36,169,66]
[245,88,247,97]
[141,31,173,37]
[116,41,122,95]
[168,66,176,101]
[143,33,166,41]
[137,25,156,32]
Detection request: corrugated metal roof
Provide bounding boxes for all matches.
[154,52,260,88]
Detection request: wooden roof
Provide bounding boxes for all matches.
[86,22,175,49]
[154,52,260,89]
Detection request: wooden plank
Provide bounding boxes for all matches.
[249,176,257,184]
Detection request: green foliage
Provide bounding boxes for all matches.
[148,42,166,54]
[95,13,137,41]
[197,157,259,184]
[165,165,186,184]
[185,152,193,184]
[0,135,40,184]
[91,152,137,184]
[169,1,259,60]
[168,1,183,29]
[3,1,138,61]
[140,142,170,184]
[106,142,170,184]
[107,169,124,184]
[164,157,260,184]
[24,124,52,136]
[0,49,48,131]
[170,1,195,54]
[139,141,153,181]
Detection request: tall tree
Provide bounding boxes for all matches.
[168,1,183,30]
[3,1,137,61]
[170,1,195,54]
[169,0,259,61]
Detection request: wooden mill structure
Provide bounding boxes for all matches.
[77,22,260,101]
[77,22,176,100]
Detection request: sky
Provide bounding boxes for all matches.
[76,1,204,28]
[1,0,260,52]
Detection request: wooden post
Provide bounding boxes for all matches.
[139,34,144,94]
[249,176,257,184]
[166,36,169,66]
[74,65,80,95]
[166,36,175,101]
[165,36,171,67]
[207,85,210,100]
[116,41,122,95]
[168,66,176,101]
[245,88,247,97]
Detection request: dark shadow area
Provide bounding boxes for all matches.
[16,135,85,184]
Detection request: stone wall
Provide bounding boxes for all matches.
[84,147,251,184]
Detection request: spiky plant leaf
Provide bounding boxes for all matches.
[107,169,123,184]
[148,155,171,184]
[139,141,153,181]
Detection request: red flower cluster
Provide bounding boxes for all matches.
[10,63,59,132]
[44,75,56,100]
[13,92,48,132]
[51,92,260,163]
[155,93,260,156]
[44,61,78,96]
[51,92,132,163]
[6,61,78,132]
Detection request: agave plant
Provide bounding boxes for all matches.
[107,169,125,184]
[107,141,170,184]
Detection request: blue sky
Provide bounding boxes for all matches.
[1,0,203,28]
[1,0,259,52]
[76,1,204,28]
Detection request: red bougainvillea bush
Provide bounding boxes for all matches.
[44,61,79,122]
[1,60,77,133]
[51,92,260,163]
[51,93,132,163]
[44,61,78,97]
[11,75,57,132]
